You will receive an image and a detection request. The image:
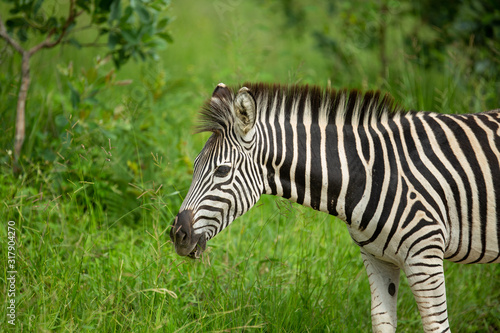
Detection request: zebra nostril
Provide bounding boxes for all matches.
[176,227,187,241]
[171,210,194,244]
[169,223,187,242]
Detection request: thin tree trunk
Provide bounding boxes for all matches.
[14,51,30,162]
[0,2,80,172]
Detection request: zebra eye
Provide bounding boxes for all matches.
[214,165,231,177]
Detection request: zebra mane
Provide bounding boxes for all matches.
[196,82,406,134]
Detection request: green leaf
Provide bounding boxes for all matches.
[6,17,27,28]
[98,0,114,12]
[112,49,130,69]
[76,0,91,13]
[68,83,81,110]
[68,38,82,49]
[109,0,121,22]
[136,5,151,24]
[121,6,134,24]
[33,0,44,14]
[93,15,108,24]
[45,17,58,31]
[121,29,137,44]
[145,38,167,51]
[84,96,100,105]
[16,28,28,42]
[157,32,173,43]
[156,17,170,31]
[108,31,118,49]
[99,27,109,35]
[9,7,20,15]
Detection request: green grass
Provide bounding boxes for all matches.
[1,1,499,332]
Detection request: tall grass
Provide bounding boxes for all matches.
[1,1,499,332]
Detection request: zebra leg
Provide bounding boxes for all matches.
[361,250,400,333]
[404,263,450,332]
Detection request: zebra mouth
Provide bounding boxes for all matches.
[187,245,203,259]
[186,236,207,259]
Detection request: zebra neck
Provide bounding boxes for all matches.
[251,86,405,223]
[259,112,386,224]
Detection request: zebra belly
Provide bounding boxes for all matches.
[444,214,500,264]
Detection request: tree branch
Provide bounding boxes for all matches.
[0,13,26,55]
[29,0,83,55]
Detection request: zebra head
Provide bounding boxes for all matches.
[170,83,264,258]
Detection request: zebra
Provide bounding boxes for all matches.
[170,82,500,332]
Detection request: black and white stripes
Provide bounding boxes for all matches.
[172,82,500,332]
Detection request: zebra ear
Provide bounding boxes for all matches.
[212,83,231,100]
[233,87,256,135]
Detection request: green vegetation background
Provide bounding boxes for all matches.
[1,0,499,332]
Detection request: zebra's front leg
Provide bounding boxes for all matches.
[361,250,401,333]
[404,262,450,332]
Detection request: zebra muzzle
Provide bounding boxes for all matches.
[170,209,206,259]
